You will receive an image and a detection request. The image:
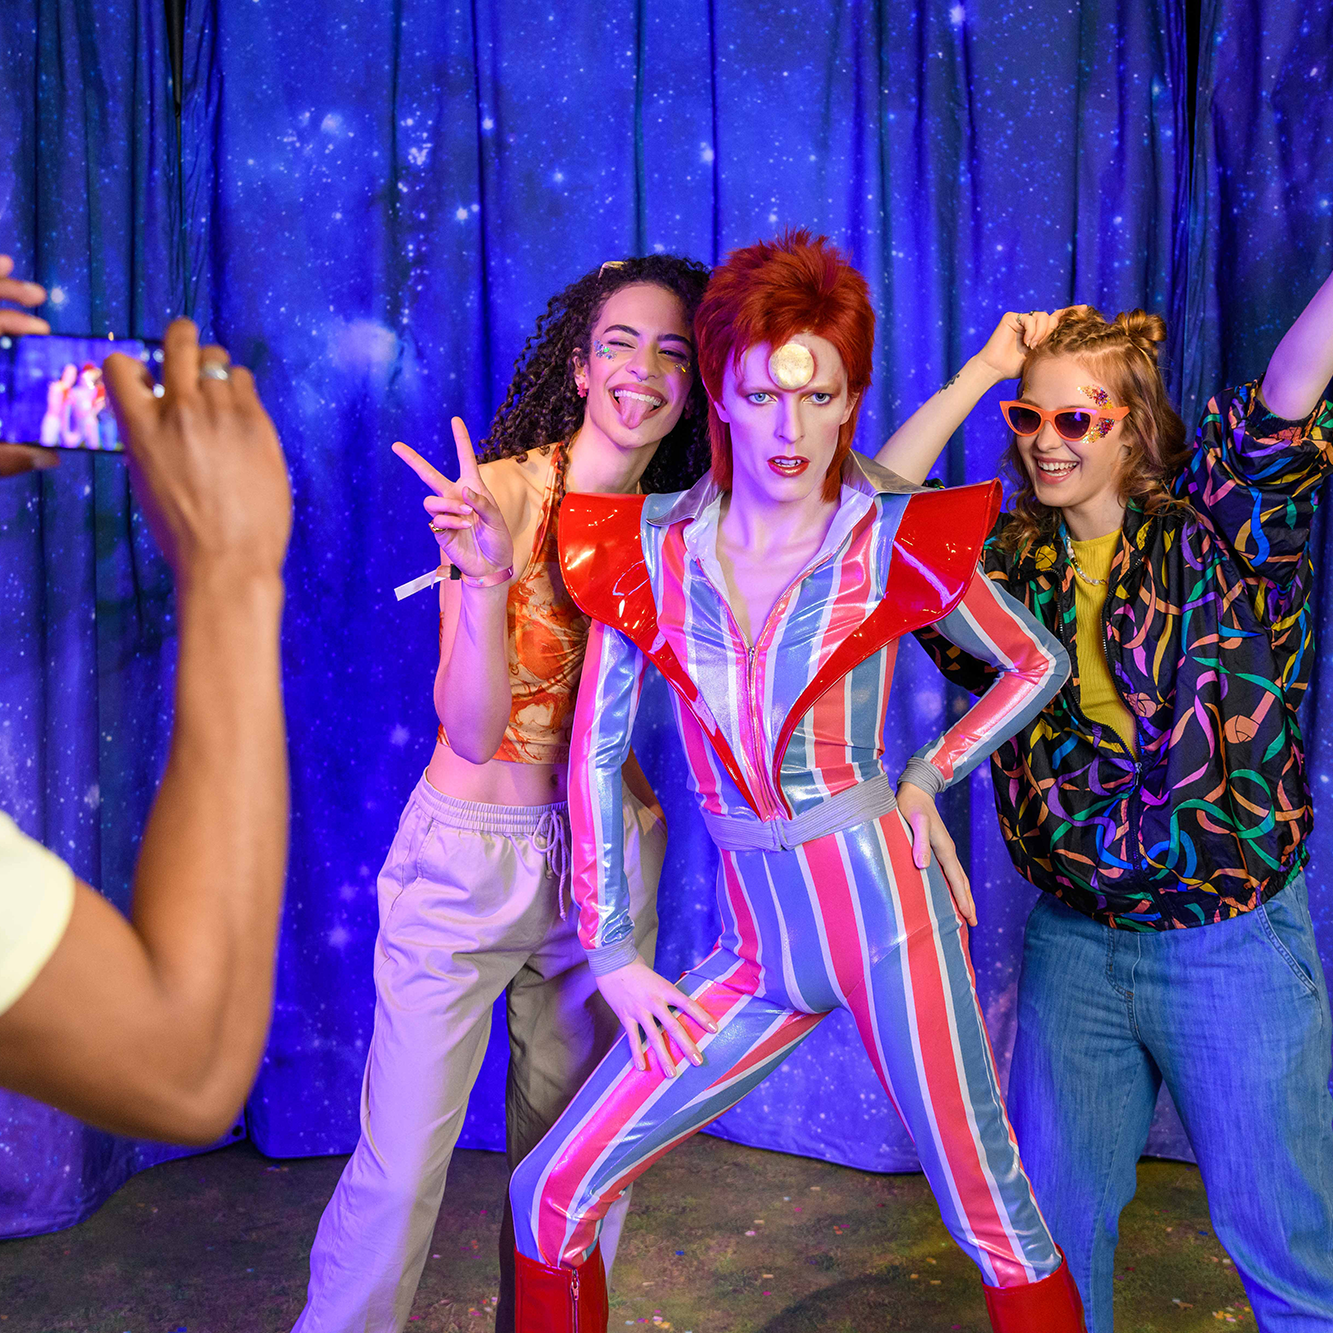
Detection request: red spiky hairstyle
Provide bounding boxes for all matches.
[694,230,874,502]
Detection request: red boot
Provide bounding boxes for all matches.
[983,1254,1086,1332]
[514,1244,608,1333]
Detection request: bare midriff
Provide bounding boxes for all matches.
[425,741,568,806]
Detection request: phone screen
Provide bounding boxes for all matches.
[0,333,164,453]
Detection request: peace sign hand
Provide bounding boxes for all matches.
[392,417,514,579]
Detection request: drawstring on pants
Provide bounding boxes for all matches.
[533,809,572,918]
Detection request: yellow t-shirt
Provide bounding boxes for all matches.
[1068,530,1138,754]
[0,812,76,1016]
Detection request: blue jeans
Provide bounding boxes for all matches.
[1009,873,1333,1332]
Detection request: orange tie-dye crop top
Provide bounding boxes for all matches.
[438,442,590,764]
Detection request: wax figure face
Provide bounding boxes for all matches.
[711,333,856,506]
[572,282,694,453]
[1012,354,1130,517]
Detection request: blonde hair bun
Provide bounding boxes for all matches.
[1113,309,1168,362]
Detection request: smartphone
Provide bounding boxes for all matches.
[0,333,164,453]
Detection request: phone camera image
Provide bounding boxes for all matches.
[0,334,163,454]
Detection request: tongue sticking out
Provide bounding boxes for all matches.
[616,391,655,430]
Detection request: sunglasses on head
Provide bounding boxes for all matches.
[1000,400,1129,443]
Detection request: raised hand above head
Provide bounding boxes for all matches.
[103,319,290,585]
[974,307,1082,382]
[393,417,514,581]
[875,305,1087,485]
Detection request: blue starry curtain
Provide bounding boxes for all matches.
[1181,0,1333,1043]
[0,0,226,1238]
[0,0,1328,1238]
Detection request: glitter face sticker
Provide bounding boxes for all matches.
[592,338,623,361]
[1077,385,1117,442]
[768,341,816,390]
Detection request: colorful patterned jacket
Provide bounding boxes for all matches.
[915,382,1333,930]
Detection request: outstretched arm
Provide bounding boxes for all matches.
[875,310,1068,484]
[1261,268,1333,421]
[0,319,291,1144]
[394,421,518,763]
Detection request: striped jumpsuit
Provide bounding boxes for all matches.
[510,457,1071,1289]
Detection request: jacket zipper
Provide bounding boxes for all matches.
[1096,542,1171,921]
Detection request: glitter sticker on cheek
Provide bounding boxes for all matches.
[1077,385,1116,443]
[592,339,623,361]
[668,358,692,376]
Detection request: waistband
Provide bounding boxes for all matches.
[702,771,898,853]
[409,771,569,836]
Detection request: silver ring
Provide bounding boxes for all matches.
[199,362,231,381]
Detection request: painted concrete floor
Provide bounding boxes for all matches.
[0,1135,1251,1332]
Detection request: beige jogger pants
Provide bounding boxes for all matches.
[291,772,663,1332]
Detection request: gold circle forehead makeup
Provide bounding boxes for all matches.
[768,341,815,390]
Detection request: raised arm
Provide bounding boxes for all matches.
[0,319,291,1144]
[1261,267,1333,421]
[895,567,1068,923]
[1180,267,1333,608]
[875,310,1069,484]
[570,618,714,1075]
[394,422,518,763]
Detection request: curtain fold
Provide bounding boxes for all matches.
[1180,0,1333,1012]
[3,0,1328,1239]
[0,0,234,1239]
[190,0,1189,1170]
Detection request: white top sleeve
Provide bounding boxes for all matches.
[0,812,76,1017]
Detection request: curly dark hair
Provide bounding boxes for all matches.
[479,254,712,494]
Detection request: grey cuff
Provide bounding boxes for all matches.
[898,756,946,799]
[586,936,640,977]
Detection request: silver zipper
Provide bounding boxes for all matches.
[694,549,838,819]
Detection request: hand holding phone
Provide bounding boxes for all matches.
[103,319,291,584]
[0,333,162,453]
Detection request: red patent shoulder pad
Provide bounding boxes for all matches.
[558,493,655,646]
[771,480,1001,791]
[559,492,764,816]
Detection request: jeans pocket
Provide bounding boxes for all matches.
[1257,893,1321,998]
